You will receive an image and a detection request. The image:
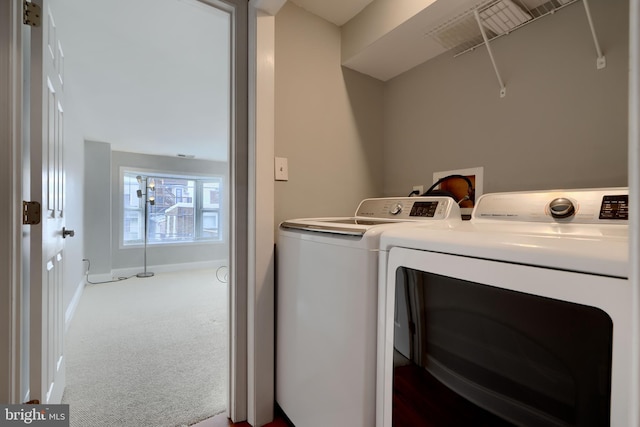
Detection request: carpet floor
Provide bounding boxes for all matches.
[61,269,228,427]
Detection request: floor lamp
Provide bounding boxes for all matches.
[136,175,155,278]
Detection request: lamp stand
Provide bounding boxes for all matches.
[137,178,154,278]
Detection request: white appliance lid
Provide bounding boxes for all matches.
[279,196,462,236]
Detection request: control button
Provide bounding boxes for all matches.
[389,203,403,215]
[549,197,575,219]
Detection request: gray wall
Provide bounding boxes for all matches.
[274,2,386,227]
[274,0,627,228]
[382,0,628,196]
[84,141,112,275]
[83,144,228,275]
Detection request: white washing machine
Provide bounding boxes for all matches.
[276,196,462,427]
[376,188,630,427]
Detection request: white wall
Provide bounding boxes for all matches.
[382,0,628,195]
[274,2,385,228]
[341,0,437,63]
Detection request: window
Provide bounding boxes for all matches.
[123,171,223,245]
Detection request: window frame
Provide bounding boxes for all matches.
[121,169,224,248]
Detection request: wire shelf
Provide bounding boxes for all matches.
[425,0,579,56]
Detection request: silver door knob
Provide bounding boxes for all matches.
[62,227,75,238]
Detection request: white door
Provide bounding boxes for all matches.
[28,0,68,404]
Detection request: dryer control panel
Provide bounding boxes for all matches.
[472,188,629,223]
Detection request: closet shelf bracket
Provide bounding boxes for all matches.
[582,0,606,69]
[473,8,506,98]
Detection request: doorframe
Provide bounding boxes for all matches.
[246,1,285,425]
[221,0,249,422]
[629,1,640,425]
[0,0,24,404]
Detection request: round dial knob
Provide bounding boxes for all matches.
[549,197,575,219]
[389,203,403,215]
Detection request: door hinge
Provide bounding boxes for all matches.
[23,0,42,27]
[23,201,41,225]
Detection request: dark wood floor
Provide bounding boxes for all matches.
[193,412,292,427]
[195,364,514,426]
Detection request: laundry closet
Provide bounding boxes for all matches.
[273,0,632,425]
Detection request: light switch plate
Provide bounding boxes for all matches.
[275,157,288,181]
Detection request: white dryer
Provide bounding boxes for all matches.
[376,188,630,427]
[276,196,462,427]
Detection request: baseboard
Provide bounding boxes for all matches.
[65,279,85,332]
[111,259,227,279]
[46,358,65,404]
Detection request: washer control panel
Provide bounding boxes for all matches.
[355,197,460,220]
[473,188,628,223]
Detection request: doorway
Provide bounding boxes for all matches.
[25,0,245,424]
[2,0,280,421]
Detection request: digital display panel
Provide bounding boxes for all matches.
[410,201,439,217]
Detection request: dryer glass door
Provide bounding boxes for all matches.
[394,267,612,426]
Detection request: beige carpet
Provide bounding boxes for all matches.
[61,269,228,427]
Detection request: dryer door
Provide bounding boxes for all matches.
[378,248,631,427]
